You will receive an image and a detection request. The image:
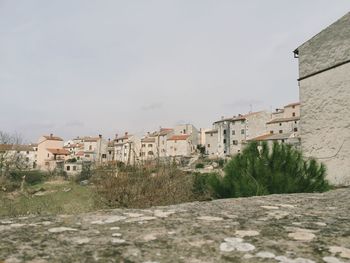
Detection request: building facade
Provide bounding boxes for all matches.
[294,12,350,185]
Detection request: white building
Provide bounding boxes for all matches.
[114,132,141,165]
[166,135,193,157]
[212,111,271,157]
[294,12,350,185]
[204,129,219,158]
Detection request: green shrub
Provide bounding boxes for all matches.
[217,158,225,168]
[9,170,47,185]
[209,141,330,198]
[192,172,221,200]
[195,163,205,169]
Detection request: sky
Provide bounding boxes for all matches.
[1,0,350,142]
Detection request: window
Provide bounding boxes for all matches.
[279,130,283,134]
[183,129,186,134]
[26,151,29,154]
[66,166,70,171]
[223,139,226,144]
[108,151,112,155]
[148,144,152,147]
[270,130,274,134]
[210,133,213,137]
[47,153,49,158]
[89,145,92,150]
[282,139,285,143]
[223,130,226,135]
[148,151,154,156]
[295,121,297,124]
[241,129,245,135]
[241,120,245,124]
[85,154,90,157]
[102,154,107,158]
[142,144,146,147]
[232,130,235,135]
[26,157,29,162]
[294,128,298,132]
[279,123,282,126]
[73,166,77,171]
[292,112,296,117]
[232,140,238,145]
[207,144,210,148]
[174,148,177,151]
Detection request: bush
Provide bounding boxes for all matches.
[9,170,47,185]
[208,141,330,198]
[92,163,195,208]
[192,172,221,200]
[195,163,205,169]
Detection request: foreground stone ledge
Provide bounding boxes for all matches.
[1,188,350,263]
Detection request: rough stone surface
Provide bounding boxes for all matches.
[1,188,350,262]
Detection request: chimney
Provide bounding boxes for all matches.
[50,133,53,138]
[147,132,150,136]
[125,132,128,136]
[99,134,102,139]
[115,133,118,139]
[108,138,111,142]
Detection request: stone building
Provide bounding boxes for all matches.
[212,111,271,157]
[294,12,350,185]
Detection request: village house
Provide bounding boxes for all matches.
[80,135,108,164]
[140,136,157,161]
[0,144,38,171]
[173,124,199,154]
[212,111,271,157]
[114,132,141,165]
[37,134,70,171]
[166,134,193,157]
[204,129,219,157]
[106,139,115,162]
[294,12,350,185]
[250,103,301,147]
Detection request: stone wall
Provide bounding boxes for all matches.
[297,12,350,78]
[299,62,350,185]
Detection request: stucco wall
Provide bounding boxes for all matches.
[297,12,350,78]
[299,62,350,185]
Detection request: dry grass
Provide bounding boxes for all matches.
[92,162,195,208]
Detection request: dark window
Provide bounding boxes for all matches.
[207,144,210,148]
[223,130,226,135]
[241,129,245,135]
[294,128,298,132]
[279,123,282,126]
[66,166,70,171]
[232,140,238,145]
[232,130,235,135]
[102,154,107,158]
[270,131,274,134]
[279,130,283,134]
[223,139,226,144]
[292,112,296,117]
[73,166,77,171]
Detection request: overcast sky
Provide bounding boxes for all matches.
[1,1,350,142]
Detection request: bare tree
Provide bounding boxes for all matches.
[0,131,27,177]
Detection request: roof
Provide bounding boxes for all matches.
[168,135,190,141]
[266,116,300,125]
[249,132,295,142]
[0,144,35,152]
[76,151,84,156]
[159,128,173,136]
[213,111,265,124]
[141,137,156,143]
[47,148,70,155]
[205,129,218,134]
[284,102,300,108]
[43,135,63,141]
[83,137,100,142]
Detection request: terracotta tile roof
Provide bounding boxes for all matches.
[249,132,295,141]
[76,151,84,156]
[0,144,35,152]
[167,135,190,141]
[83,137,100,142]
[141,137,156,143]
[43,135,63,141]
[266,116,300,124]
[159,128,173,136]
[248,134,274,141]
[47,148,70,155]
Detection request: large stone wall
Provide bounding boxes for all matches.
[299,62,350,185]
[297,12,350,78]
[1,188,349,262]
